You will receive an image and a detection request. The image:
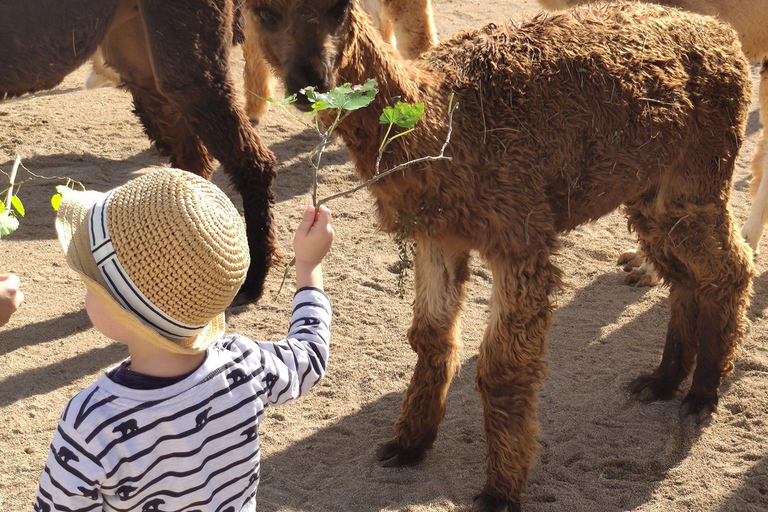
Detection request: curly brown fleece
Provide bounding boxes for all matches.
[0,0,277,301]
[540,0,768,259]
[247,0,754,509]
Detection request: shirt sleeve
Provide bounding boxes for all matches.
[255,287,331,406]
[34,418,105,512]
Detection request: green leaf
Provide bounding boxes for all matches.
[273,94,297,106]
[51,193,62,211]
[0,199,4,214]
[302,79,378,113]
[310,100,328,113]
[0,212,19,238]
[380,102,425,129]
[11,195,25,217]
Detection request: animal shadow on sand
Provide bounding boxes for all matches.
[0,124,349,244]
[256,271,714,511]
[266,127,354,204]
[0,150,162,241]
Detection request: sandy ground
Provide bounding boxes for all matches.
[3,1,768,511]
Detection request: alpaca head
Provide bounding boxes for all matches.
[245,0,355,110]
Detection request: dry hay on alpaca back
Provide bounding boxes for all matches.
[246,0,754,510]
[539,0,768,285]
[241,0,438,122]
[0,0,277,303]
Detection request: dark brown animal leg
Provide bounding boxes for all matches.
[628,282,698,401]
[377,243,470,467]
[100,10,214,176]
[138,0,278,301]
[473,255,559,512]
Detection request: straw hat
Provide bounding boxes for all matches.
[55,168,250,354]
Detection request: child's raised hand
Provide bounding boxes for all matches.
[293,205,334,270]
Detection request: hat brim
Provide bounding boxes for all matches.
[55,188,224,355]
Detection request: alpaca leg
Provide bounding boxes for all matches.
[473,255,560,512]
[361,0,395,46]
[681,224,753,421]
[242,13,274,123]
[742,61,768,253]
[633,206,753,421]
[84,47,122,90]
[380,0,438,59]
[377,243,470,466]
[100,13,214,176]
[138,0,278,302]
[628,282,698,400]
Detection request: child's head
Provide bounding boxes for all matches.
[55,169,250,354]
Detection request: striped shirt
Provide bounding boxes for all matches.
[34,288,331,512]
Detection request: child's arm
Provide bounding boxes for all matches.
[34,420,104,510]
[254,205,334,405]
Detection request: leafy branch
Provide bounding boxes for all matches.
[248,80,458,297]
[0,155,85,238]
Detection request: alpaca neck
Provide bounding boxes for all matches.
[329,4,428,181]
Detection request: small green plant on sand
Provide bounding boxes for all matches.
[249,80,457,298]
[0,155,84,238]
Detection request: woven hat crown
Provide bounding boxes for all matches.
[105,169,250,326]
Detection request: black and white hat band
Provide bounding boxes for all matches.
[88,192,208,340]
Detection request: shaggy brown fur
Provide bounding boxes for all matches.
[0,0,277,302]
[249,0,754,509]
[242,0,438,121]
[541,0,768,271]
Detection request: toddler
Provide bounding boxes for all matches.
[34,168,333,512]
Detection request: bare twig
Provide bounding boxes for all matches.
[5,155,21,208]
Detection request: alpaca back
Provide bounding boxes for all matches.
[419,2,750,228]
[537,0,768,62]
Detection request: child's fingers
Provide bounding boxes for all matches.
[314,205,332,228]
[297,205,317,234]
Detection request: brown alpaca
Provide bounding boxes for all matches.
[247,0,754,509]
[0,0,277,302]
[242,0,438,122]
[541,0,768,267]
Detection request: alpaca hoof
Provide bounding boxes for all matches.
[624,265,660,287]
[740,224,761,256]
[472,492,521,512]
[628,373,676,401]
[680,392,718,422]
[618,250,643,271]
[230,283,262,307]
[376,440,427,467]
